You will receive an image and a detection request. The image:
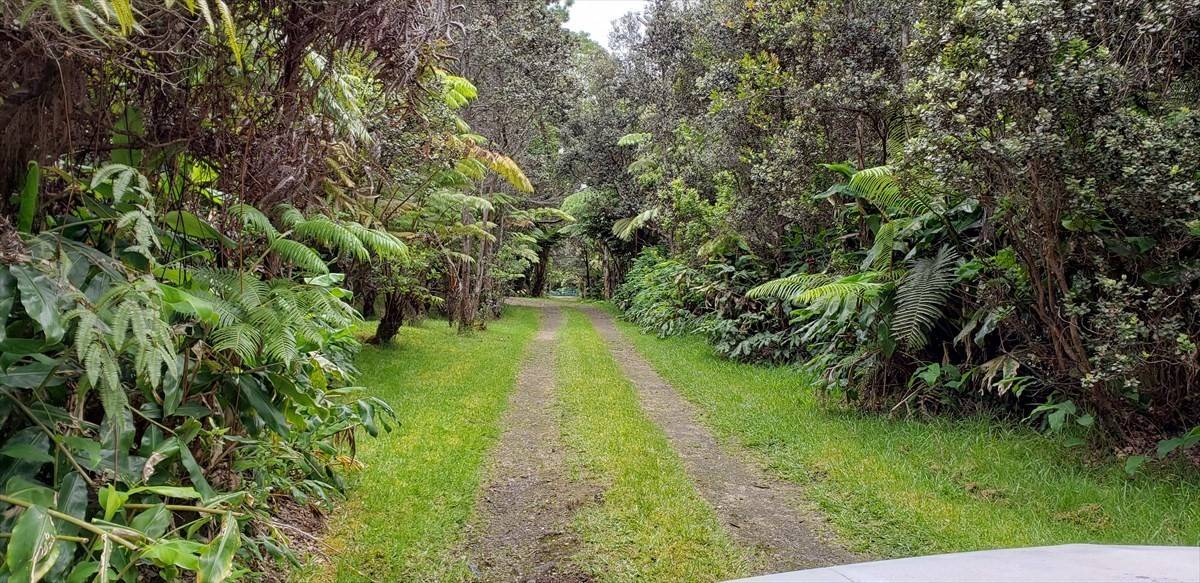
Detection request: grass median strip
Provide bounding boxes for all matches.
[607,309,1200,557]
[556,308,751,582]
[303,307,540,582]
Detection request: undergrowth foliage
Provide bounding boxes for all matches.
[0,0,553,579]
[572,0,1200,467]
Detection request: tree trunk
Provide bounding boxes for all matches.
[360,287,377,319]
[530,244,551,296]
[370,291,405,345]
[581,244,592,299]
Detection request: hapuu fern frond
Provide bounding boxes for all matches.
[293,216,369,261]
[269,238,329,274]
[230,203,279,237]
[612,208,659,241]
[846,166,941,218]
[893,246,960,349]
[746,273,834,302]
[345,222,407,258]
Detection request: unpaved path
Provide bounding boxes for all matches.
[465,300,596,582]
[579,305,856,574]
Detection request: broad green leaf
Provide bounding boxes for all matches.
[0,361,64,389]
[129,485,202,499]
[130,504,172,539]
[237,376,289,437]
[0,443,54,464]
[4,477,56,508]
[57,472,89,524]
[142,539,203,571]
[197,512,240,583]
[161,211,234,247]
[0,267,16,342]
[99,485,129,522]
[9,265,66,344]
[178,444,216,499]
[1124,455,1149,476]
[65,562,99,583]
[6,505,60,583]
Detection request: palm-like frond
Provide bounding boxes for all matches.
[212,323,261,363]
[293,216,369,260]
[345,222,407,258]
[893,246,960,349]
[746,273,834,302]
[844,166,941,218]
[230,203,278,237]
[269,238,329,274]
[612,208,659,241]
[861,218,913,271]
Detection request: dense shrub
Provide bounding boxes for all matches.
[570,0,1200,462]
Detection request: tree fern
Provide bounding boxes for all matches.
[844,166,941,218]
[861,218,913,271]
[230,203,278,237]
[212,323,261,364]
[345,222,407,258]
[893,246,960,349]
[746,273,834,302]
[292,216,369,261]
[269,238,328,274]
[612,208,658,241]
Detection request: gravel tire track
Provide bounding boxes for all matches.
[465,300,596,582]
[579,305,857,575]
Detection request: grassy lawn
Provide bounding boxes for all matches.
[555,308,751,582]
[608,310,1200,557]
[301,307,540,582]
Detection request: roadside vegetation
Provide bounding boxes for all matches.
[610,313,1200,556]
[555,309,749,581]
[556,0,1200,469]
[0,1,565,579]
[305,308,539,581]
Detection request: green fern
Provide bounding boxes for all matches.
[893,246,960,349]
[843,166,941,218]
[212,323,261,363]
[269,238,329,274]
[747,273,834,302]
[230,203,279,237]
[292,216,369,261]
[612,208,658,241]
[345,222,407,258]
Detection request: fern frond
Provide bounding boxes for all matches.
[345,222,407,258]
[861,218,913,271]
[230,203,279,237]
[612,208,658,241]
[846,166,940,217]
[293,217,369,261]
[893,246,960,349]
[269,238,329,274]
[276,204,307,229]
[212,323,261,363]
[747,273,833,302]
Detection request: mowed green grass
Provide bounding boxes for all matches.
[608,311,1200,557]
[555,308,751,582]
[303,307,540,582]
